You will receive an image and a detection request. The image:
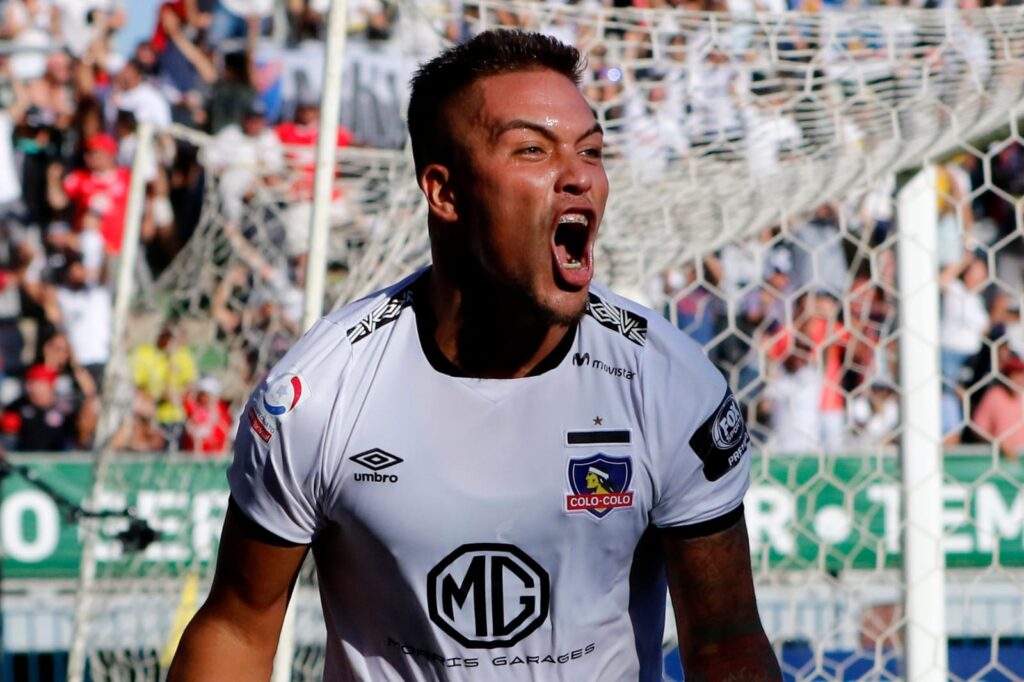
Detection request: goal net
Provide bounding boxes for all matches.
[63,2,1024,680]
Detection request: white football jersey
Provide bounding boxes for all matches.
[229,270,751,681]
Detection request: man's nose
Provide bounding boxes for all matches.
[555,151,594,195]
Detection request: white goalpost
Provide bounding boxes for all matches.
[57,2,1024,681]
[895,166,946,682]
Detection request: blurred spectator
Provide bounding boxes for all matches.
[57,0,125,59]
[13,106,61,227]
[644,267,682,316]
[859,175,895,246]
[939,249,990,442]
[760,344,823,453]
[972,355,1024,461]
[743,254,794,347]
[203,99,284,220]
[799,291,850,450]
[0,363,95,451]
[687,45,745,150]
[44,255,112,388]
[209,0,272,44]
[24,50,76,129]
[0,106,24,210]
[0,224,35,376]
[109,390,167,452]
[743,83,803,178]
[181,375,232,455]
[960,319,1017,443]
[130,320,197,438]
[48,132,131,255]
[346,0,395,41]
[939,250,990,388]
[624,83,690,182]
[213,261,301,372]
[789,204,849,299]
[850,380,900,447]
[150,3,215,102]
[2,1,60,43]
[1005,300,1024,360]
[286,0,331,44]
[990,143,1024,296]
[936,161,973,267]
[658,265,718,346]
[206,47,257,134]
[275,95,354,259]
[36,331,98,423]
[110,57,172,129]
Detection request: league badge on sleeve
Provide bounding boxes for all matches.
[262,374,308,416]
[688,389,750,481]
[565,454,634,518]
[248,372,310,443]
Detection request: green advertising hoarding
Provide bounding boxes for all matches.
[2,454,1023,579]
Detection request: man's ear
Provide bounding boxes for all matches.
[419,163,458,223]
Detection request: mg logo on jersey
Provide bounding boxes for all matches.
[427,544,550,649]
[565,454,634,518]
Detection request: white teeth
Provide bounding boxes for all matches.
[563,259,583,270]
[558,213,589,226]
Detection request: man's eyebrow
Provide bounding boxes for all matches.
[493,119,605,143]
[577,122,604,142]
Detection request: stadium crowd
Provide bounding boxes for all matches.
[648,153,1024,459]
[0,0,1021,458]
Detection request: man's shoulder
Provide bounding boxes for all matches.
[325,271,421,346]
[583,282,653,348]
[586,282,710,363]
[586,283,726,406]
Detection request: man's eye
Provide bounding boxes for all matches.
[518,146,544,155]
[581,147,603,159]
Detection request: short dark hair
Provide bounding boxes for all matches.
[407,30,586,176]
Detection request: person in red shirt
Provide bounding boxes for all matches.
[763,291,851,451]
[275,98,355,178]
[274,98,355,259]
[47,134,132,255]
[181,376,233,456]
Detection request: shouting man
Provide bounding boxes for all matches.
[170,30,780,681]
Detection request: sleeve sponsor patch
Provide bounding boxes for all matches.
[688,390,750,481]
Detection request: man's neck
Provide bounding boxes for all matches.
[422,269,575,379]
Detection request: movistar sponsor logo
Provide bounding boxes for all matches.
[573,352,635,380]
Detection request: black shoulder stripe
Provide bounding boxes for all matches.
[657,504,745,539]
[346,287,415,344]
[688,389,750,481]
[585,292,648,346]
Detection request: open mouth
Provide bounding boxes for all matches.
[552,211,594,289]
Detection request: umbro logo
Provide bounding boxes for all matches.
[350,448,403,483]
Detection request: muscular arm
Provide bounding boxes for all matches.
[168,499,309,681]
[661,512,782,682]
